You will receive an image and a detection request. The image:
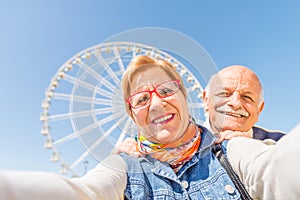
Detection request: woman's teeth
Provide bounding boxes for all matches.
[153,114,173,123]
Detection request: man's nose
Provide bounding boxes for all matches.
[227,92,242,109]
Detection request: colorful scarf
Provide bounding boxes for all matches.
[136,125,202,173]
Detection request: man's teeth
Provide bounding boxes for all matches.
[225,112,243,118]
[220,111,248,118]
[153,114,173,123]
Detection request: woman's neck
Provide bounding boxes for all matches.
[162,122,197,149]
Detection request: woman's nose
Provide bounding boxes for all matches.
[149,93,164,111]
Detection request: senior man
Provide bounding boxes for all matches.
[202,65,285,143]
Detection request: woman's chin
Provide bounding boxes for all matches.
[157,131,181,143]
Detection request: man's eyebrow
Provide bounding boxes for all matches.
[240,91,256,97]
[213,87,231,92]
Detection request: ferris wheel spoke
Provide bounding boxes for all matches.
[71,110,95,118]
[115,117,134,146]
[66,114,128,170]
[112,45,125,72]
[64,74,114,97]
[99,77,120,93]
[52,92,112,106]
[76,60,102,81]
[47,112,74,121]
[96,110,124,127]
[111,98,126,107]
[69,150,90,170]
[93,107,115,115]
[53,132,77,145]
[94,98,115,106]
[75,122,99,137]
[69,114,128,170]
[48,109,95,122]
[88,114,128,152]
[53,122,100,145]
[94,53,120,86]
[94,88,114,98]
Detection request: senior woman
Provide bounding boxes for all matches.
[0,55,241,199]
[118,55,241,199]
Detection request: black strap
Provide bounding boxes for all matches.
[212,143,253,200]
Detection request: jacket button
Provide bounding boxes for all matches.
[181,180,189,188]
[225,185,235,194]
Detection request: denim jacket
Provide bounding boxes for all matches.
[121,125,241,200]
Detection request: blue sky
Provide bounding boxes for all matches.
[0,0,299,176]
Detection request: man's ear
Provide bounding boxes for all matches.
[202,90,209,112]
[258,101,265,114]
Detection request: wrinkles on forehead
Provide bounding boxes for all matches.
[208,65,262,95]
[131,81,156,94]
[130,68,171,95]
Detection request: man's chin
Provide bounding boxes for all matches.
[216,120,244,131]
[221,124,248,132]
[221,116,246,124]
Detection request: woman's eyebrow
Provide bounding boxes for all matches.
[133,82,162,92]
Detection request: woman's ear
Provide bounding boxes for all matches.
[129,109,137,123]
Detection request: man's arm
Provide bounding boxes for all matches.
[227,123,300,199]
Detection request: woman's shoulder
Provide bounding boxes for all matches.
[197,124,217,147]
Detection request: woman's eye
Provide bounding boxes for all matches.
[134,94,150,106]
[131,92,150,107]
[158,88,174,96]
[138,96,149,103]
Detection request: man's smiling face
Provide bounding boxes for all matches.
[203,65,265,132]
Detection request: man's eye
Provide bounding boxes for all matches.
[242,95,254,102]
[216,92,230,98]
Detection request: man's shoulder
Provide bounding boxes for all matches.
[252,126,286,141]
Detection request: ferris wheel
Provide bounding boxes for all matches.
[40,41,206,177]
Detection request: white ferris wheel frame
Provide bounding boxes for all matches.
[40,41,206,177]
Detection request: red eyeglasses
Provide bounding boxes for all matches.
[126,79,181,109]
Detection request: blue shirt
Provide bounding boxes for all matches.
[252,126,285,141]
[121,125,241,200]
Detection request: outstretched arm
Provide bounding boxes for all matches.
[227,123,300,199]
[0,154,127,200]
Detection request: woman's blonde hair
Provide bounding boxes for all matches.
[122,55,187,117]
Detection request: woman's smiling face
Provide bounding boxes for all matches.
[130,67,190,144]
